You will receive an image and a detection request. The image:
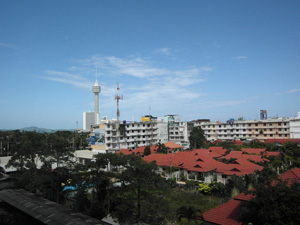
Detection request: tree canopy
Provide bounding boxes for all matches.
[238,180,300,225]
[189,126,206,149]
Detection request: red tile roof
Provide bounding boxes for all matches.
[264,151,281,158]
[232,140,244,145]
[203,198,242,225]
[133,146,146,156]
[144,148,263,176]
[265,139,300,144]
[241,148,266,155]
[222,151,268,163]
[220,158,263,176]
[164,141,184,149]
[271,167,300,186]
[208,146,227,155]
[116,149,133,155]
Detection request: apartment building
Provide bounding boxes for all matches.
[104,120,159,152]
[194,117,295,142]
[157,115,192,148]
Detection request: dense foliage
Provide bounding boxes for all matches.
[189,126,206,149]
[238,181,300,225]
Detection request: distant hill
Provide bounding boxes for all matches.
[0,126,73,133]
[19,126,57,133]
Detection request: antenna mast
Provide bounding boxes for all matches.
[115,79,123,151]
[115,79,123,122]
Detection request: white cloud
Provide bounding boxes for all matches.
[287,88,300,93]
[234,56,247,60]
[0,42,17,49]
[43,70,93,89]
[155,47,171,55]
[42,54,214,119]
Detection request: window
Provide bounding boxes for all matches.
[264,123,266,126]
[278,123,281,126]
[255,123,258,126]
[270,134,273,137]
[222,174,227,178]
[249,124,252,126]
[279,134,282,137]
[279,128,282,131]
[270,123,272,126]
[270,128,273,131]
[264,134,267,137]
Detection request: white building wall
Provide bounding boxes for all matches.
[290,119,300,139]
[104,120,158,151]
[83,112,96,130]
[157,122,169,143]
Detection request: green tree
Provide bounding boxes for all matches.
[217,141,236,151]
[6,131,47,192]
[238,181,300,225]
[46,131,74,168]
[189,126,206,149]
[144,145,151,156]
[111,155,169,224]
[156,142,169,154]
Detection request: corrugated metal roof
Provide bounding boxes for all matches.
[0,189,108,225]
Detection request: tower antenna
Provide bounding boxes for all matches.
[96,66,98,81]
[115,78,123,151]
[115,78,123,121]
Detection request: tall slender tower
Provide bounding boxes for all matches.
[115,80,123,121]
[92,77,101,124]
[115,80,123,151]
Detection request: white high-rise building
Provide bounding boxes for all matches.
[83,112,96,130]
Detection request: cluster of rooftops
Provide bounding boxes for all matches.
[116,141,281,177]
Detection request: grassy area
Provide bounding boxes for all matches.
[165,187,225,224]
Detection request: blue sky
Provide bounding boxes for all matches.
[0,0,299,130]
